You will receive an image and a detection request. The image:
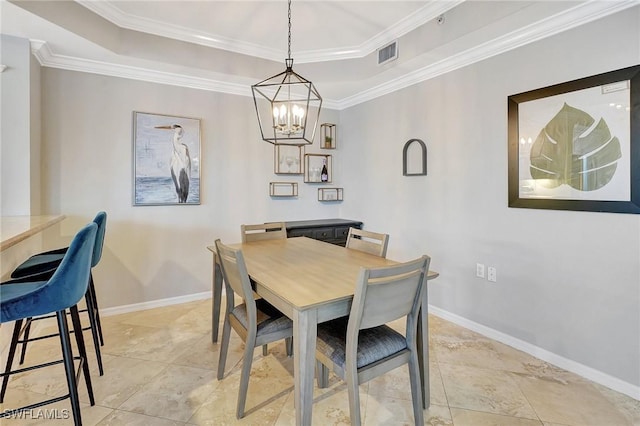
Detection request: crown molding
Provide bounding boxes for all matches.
[77,0,462,63]
[30,41,253,98]
[334,0,640,109]
[33,0,638,111]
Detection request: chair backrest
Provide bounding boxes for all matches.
[349,256,430,333]
[345,227,389,258]
[215,239,257,318]
[2,223,98,322]
[241,222,287,243]
[91,211,107,267]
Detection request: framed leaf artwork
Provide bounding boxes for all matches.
[508,65,640,213]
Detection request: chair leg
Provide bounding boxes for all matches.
[408,351,424,426]
[18,317,32,365]
[316,361,329,388]
[285,337,293,357]
[217,316,232,380]
[0,319,23,403]
[89,273,104,346]
[345,363,362,426]
[262,344,268,356]
[236,340,254,419]
[84,291,104,376]
[57,310,83,426]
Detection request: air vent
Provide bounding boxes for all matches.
[377,41,398,65]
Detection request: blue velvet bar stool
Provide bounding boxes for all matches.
[8,211,107,376]
[0,222,98,426]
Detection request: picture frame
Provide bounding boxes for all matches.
[274,145,304,174]
[133,111,201,206]
[507,65,640,213]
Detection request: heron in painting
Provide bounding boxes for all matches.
[155,124,191,203]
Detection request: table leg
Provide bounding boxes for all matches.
[211,253,223,343]
[417,302,430,408]
[293,308,317,426]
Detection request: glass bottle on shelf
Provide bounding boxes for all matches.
[321,159,328,182]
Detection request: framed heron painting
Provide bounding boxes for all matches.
[133,111,201,206]
[507,65,640,214]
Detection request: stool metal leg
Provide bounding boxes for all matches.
[69,305,95,406]
[18,317,32,365]
[84,290,104,376]
[57,310,82,426]
[0,319,23,403]
[89,274,104,346]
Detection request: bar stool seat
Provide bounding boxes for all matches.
[0,222,98,426]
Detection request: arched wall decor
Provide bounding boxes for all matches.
[402,138,427,176]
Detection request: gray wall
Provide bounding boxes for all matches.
[339,8,640,388]
[23,5,639,395]
[39,70,341,309]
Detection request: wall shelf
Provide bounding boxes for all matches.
[269,182,298,197]
[318,187,343,202]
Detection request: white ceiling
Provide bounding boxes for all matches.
[2,0,638,108]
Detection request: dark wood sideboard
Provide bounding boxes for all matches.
[285,218,363,246]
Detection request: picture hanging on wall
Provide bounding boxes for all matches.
[133,111,201,206]
[507,65,639,214]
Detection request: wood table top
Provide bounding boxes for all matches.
[208,237,438,311]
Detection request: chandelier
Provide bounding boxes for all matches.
[251,0,322,146]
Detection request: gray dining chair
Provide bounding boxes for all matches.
[240,222,288,354]
[315,255,430,426]
[240,222,287,242]
[214,239,293,419]
[345,227,389,258]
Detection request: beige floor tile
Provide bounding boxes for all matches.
[117,364,218,422]
[96,409,185,425]
[0,388,113,426]
[366,362,447,407]
[6,299,637,426]
[275,381,368,426]
[190,354,292,425]
[364,394,451,425]
[78,355,168,408]
[592,382,640,425]
[450,407,543,425]
[100,321,204,363]
[439,363,538,419]
[511,372,633,425]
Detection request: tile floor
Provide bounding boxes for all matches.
[1,298,638,425]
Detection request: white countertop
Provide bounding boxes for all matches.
[0,215,66,251]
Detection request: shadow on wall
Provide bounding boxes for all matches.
[45,217,211,311]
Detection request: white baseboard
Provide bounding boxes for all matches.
[101,291,212,317]
[428,305,640,401]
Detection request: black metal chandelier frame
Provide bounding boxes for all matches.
[251,0,322,146]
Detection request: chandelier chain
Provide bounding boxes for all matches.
[287,0,292,60]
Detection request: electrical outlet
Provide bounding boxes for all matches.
[476,263,485,278]
[488,266,497,282]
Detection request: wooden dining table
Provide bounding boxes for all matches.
[207,237,439,425]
